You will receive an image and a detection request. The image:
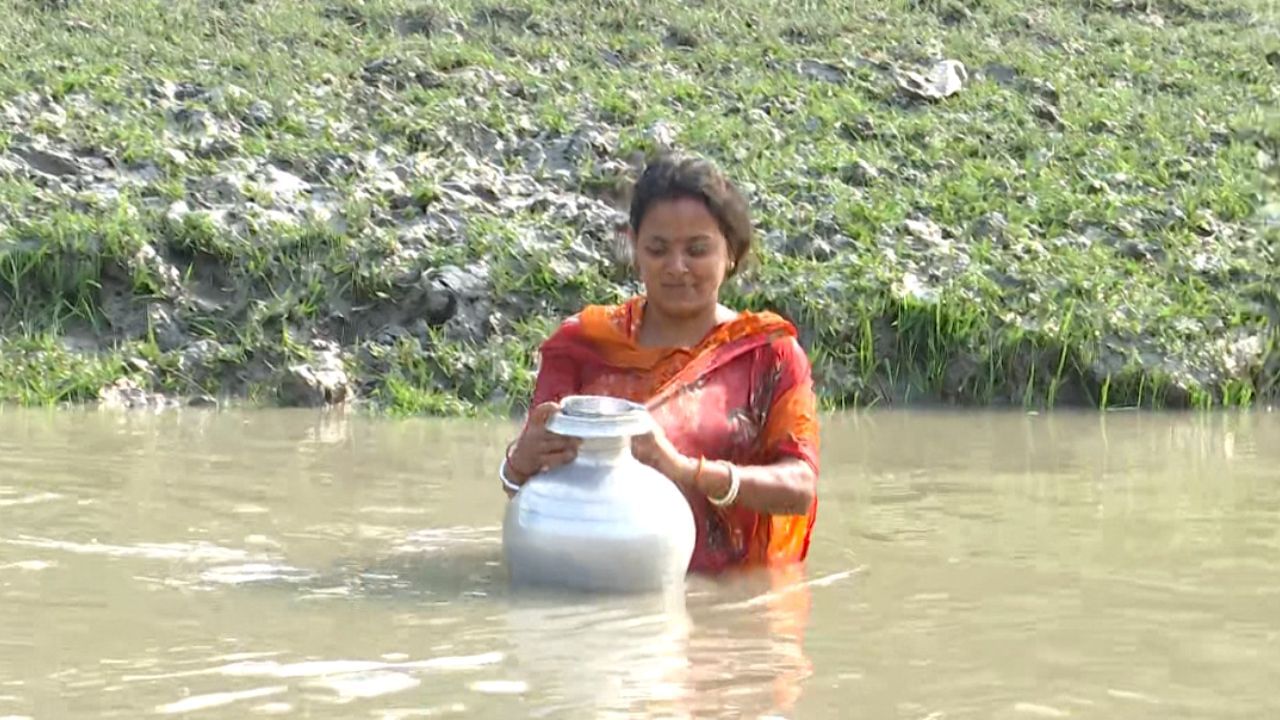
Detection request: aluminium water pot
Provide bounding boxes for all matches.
[502,395,697,594]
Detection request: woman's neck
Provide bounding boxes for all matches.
[637,302,735,349]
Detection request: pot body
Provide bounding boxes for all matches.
[502,397,696,594]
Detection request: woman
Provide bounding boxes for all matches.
[499,153,820,574]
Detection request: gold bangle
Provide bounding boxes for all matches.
[689,455,706,487]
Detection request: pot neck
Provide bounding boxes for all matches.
[574,436,632,465]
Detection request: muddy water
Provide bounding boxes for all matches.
[0,407,1277,719]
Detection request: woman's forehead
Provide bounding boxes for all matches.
[637,201,722,237]
[639,196,717,222]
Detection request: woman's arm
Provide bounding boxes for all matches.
[634,335,821,516]
[501,348,581,496]
[673,454,816,516]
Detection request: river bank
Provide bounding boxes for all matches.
[1,0,1276,414]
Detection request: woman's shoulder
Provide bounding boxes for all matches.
[539,311,587,351]
[732,307,805,348]
[539,298,636,356]
[734,308,813,377]
[765,332,812,377]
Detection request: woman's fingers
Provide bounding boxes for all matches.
[528,401,560,428]
[539,437,580,459]
[529,431,578,453]
[510,431,577,471]
[630,434,657,462]
[540,447,578,470]
[510,415,581,477]
[543,436,581,452]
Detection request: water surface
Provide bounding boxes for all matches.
[0,406,1276,719]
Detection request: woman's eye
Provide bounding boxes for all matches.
[644,244,665,256]
[688,243,708,257]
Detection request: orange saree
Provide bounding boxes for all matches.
[528,296,821,574]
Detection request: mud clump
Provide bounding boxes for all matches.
[277,341,352,408]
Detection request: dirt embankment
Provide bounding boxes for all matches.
[1,0,1276,413]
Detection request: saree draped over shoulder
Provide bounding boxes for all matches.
[528,296,820,574]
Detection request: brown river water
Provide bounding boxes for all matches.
[0,406,1276,719]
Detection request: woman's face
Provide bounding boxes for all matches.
[632,197,733,320]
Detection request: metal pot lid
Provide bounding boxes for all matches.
[546,395,654,438]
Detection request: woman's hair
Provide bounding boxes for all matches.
[628,153,753,277]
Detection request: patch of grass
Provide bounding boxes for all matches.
[362,327,541,418]
[0,335,125,406]
[0,0,1275,413]
[0,197,162,328]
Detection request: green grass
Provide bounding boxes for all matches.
[0,0,1276,413]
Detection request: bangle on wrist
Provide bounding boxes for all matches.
[688,455,706,488]
[707,460,740,507]
[501,440,535,493]
[499,457,522,494]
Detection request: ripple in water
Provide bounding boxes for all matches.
[0,561,53,572]
[140,652,507,715]
[389,526,501,555]
[302,670,421,703]
[155,685,287,715]
[0,536,254,563]
[0,491,63,508]
[198,563,317,586]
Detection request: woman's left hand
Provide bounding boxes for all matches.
[631,425,697,487]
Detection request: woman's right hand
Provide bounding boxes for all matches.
[505,401,581,486]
